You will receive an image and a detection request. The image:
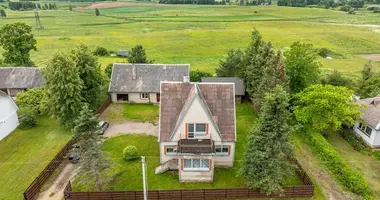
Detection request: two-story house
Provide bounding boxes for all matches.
[157,81,236,182]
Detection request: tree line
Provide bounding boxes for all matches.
[159,0,226,5]
[8,2,57,11]
[277,0,365,9]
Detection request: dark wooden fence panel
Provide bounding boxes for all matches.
[95,96,111,115]
[23,140,75,200]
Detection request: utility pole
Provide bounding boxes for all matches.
[141,156,148,200]
[34,9,43,30]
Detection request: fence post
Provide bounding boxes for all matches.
[292,186,295,199]
[203,189,205,200]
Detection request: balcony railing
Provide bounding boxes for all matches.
[177,139,215,154]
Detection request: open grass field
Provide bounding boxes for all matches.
[73,104,308,194]
[0,116,72,200]
[0,2,380,78]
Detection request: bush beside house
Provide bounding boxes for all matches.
[123,146,139,160]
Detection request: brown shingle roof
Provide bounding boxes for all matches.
[356,97,380,129]
[159,82,236,142]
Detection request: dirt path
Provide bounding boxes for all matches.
[296,143,358,200]
[36,162,77,200]
[74,2,184,10]
[104,121,158,137]
[358,54,380,61]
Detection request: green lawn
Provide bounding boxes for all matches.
[326,132,380,198]
[100,103,159,123]
[0,3,380,77]
[73,104,304,192]
[123,104,159,123]
[0,116,71,200]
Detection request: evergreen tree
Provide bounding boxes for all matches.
[37,3,41,9]
[69,4,73,11]
[71,44,104,110]
[240,86,294,194]
[73,104,110,191]
[43,53,83,126]
[48,3,52,10]
[128,45,154,64]
[53,3,57,9]
[243,29,286,107]
[284,41,320,94]
[95,8,100,16]
[216,49,243,77]
[358,62,377,98]
[44,3,48,10]
[0,23,37,66]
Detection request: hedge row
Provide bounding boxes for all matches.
[302,129,373,199]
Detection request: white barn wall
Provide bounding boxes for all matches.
[0,95,19,140]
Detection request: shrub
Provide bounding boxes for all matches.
[372,151,380,160]
[321,70,354,89]
[123,146,139,160]
[301,128,373,199]
[19,114,37,129]
[190,70,213,82]
[93,46,109,56]
[104,63,113,78]
[340,5,352,11]
[348,10,356,15]
[373,7,380,13]
[338,128,372,153]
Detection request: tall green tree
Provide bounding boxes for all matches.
[240,86,293,194]
[71,44,104,109]
[358,62,375,98]
[243,30,287,107]
[0,23,37,66]
[284,41,320,94]
[43,53,83,126]
[216,49,243,77]
[128,45,153,64]
[73,105,110,191]
[294,84,361,132]
[95,8,100,16]
[0,9,6,17]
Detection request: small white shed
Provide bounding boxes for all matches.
[0,91,19,141]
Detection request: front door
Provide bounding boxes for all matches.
[157,93,160,103]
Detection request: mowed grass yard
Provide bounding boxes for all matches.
[326,132,380,198]
[100,103,159,123]
[73,104,307,194]
[0,116,71,200]
[0,2,380,78]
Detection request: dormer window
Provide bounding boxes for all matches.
[187,123,207,138]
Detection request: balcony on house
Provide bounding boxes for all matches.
[177,139,215,154]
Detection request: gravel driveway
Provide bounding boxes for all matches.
[104,121,158,137]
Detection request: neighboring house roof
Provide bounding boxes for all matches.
[0,67,43,89]
[201,77,245,96]
[117,50,130,57]
[159,82,236,142]
[356,96,380,129]
[109,64,190,93]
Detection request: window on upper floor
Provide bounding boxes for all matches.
[215,145,229,155]
[187,123,207,138]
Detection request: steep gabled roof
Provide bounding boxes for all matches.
[0,67,43,89]
[159,82,235,142]
[201,77,245,96]
[109,64,190,93]
[356,96,380,129]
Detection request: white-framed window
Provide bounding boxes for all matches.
[215,145,229,155]
[165,145,177,155]
[188,123,207,138]
[183,158,209,171]
[358,123,372,137]
[140,93,149,99]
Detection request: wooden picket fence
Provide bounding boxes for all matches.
[63,159,314,200]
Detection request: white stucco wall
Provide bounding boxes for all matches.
[111,92,158,104]
[178,156,214,182]
[160,142,179,164]
[353,121,379,146]
[0,95,19,141]
[171,97,222,142]
[213,142,235,167]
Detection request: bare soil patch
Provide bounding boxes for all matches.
[358,54,380,61]
[74,2,183,10]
